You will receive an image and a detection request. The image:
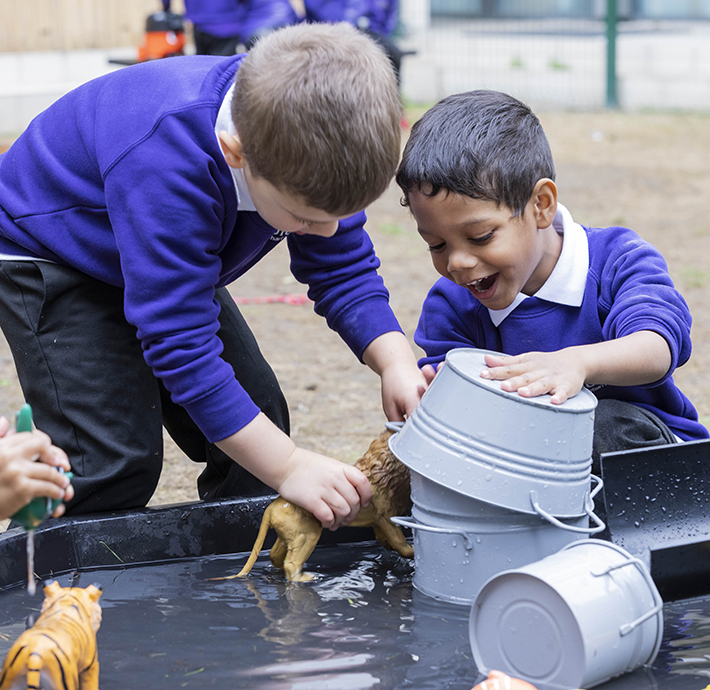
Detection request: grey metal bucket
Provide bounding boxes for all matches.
[389,348,598,518]
[469,539,664,689]
[391,472,601,606]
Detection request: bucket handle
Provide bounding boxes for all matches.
[530,475,606,535]
[590,557,664,636]
[385,421,405,432]
[390,516,475,551]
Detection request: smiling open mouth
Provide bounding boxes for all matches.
[467,274,498,293]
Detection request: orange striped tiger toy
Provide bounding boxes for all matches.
[0,581,102,690]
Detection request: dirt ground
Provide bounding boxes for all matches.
[1,108,710,511]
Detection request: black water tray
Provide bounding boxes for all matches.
[0,494,376,590]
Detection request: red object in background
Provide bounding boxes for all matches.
[233,293,312,306]
[137,10,186,62]
[472,671,542,690]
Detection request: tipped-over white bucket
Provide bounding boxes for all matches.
[389,348,598,518]
[469,539,663,690]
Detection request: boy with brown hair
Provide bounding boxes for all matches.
[0,23,426,528]
[396,90,707,471]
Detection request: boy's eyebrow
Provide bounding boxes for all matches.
[416,216,496,235]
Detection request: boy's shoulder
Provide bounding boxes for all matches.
[584,223,667,271]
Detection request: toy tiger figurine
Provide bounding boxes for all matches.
[0,581,102,690]
[211,427,413,582]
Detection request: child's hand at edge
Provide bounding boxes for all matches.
[0,416,74,521]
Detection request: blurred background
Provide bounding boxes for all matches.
[2,0,710,141]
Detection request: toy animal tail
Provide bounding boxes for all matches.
[26,651,42,690]
[236,504,273,577]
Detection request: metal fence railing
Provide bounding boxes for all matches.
[397,2,710,111]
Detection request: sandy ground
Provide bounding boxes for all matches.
[1,108,709,515]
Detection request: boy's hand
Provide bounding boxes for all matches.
[481,350,585,404]
[0,420,74,521]
[421,361,444,386]
[215,413,372,531]
[480,332,672,405]
[276,448,372,530]
[363,332,428,421]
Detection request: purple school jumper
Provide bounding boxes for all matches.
[0,55,401,443]
[303,0,398,36]
[415,222,708,442]
[183,0,297,41]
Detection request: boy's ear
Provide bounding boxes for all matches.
[218,131,247,169]
[532,178,558,228]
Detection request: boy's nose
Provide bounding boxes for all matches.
[447,248,476,273]
[310,220,339,238]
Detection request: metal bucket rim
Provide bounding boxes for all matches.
[445,348,598,414]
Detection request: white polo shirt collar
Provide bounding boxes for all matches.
[215,83,257,212]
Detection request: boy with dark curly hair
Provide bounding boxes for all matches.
[396,90,707,472]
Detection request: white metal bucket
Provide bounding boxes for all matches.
[391,472,596,606]
[469,539,664,690]
[389,348,598,518]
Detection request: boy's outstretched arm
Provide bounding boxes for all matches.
[481,330,672,405]
[362,331,428,421]
[215,413,372,530]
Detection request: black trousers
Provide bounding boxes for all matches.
[192,26,242,56]
[0,261,288,514]
[592,398,676,476]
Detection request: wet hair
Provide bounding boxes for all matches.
[396,90,555,216]
[232,22,402,216]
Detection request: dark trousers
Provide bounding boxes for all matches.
[0,261,288,514]
[592,398,676,476]
[192,26,243,56]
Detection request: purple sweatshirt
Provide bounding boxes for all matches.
[415,224,708,442]
[303,0,398,36]
[0,54,401,442]
[183,0,297,41]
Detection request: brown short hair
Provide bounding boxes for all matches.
[232,22,402,216]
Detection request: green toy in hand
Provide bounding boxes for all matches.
[10,405,73,531]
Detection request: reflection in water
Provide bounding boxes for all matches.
[661,598,710,682]
[5,542,710,689]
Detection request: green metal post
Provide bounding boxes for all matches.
[606,0,619,108]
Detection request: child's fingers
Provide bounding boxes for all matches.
[27,461,72,493]
[311,502,335,529]
[421,364,438,385]
[3,431,70,470]
[343,464,372,507]
[0,416,10,437]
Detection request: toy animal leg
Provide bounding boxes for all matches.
[373,518,414,559]
[270,537,287,570]
[283,532,321,582]
[80,659,100,690]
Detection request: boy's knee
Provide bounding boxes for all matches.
[592,398,675,475]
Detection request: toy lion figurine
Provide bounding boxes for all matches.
[0,581,102,690]
[220,427,413,582]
